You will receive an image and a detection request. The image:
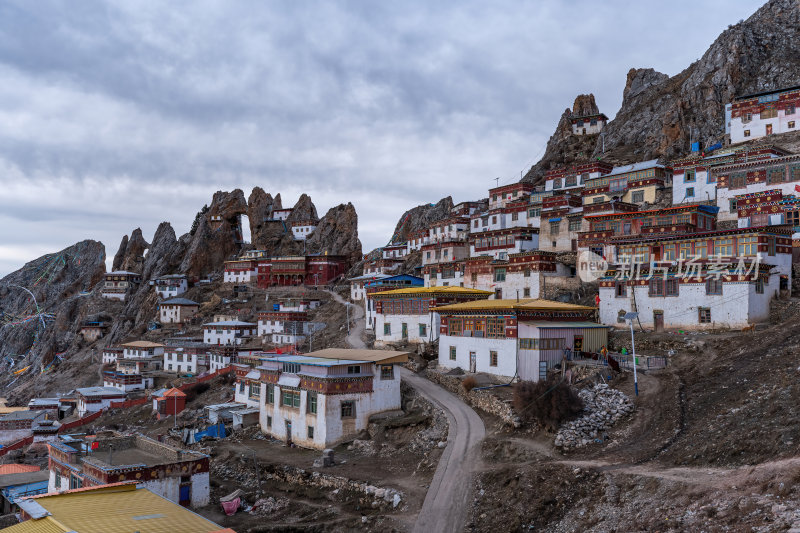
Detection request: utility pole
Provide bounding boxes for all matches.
[624,311,640,396]
[494,177,500,188]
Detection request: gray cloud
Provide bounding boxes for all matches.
[0,0,762,276]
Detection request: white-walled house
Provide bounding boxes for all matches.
[728,85,800,144]
[712,153,800,222]
[370,286,492,347]
[164,346,209,374]
[598,260,782,331]
[159,298,199,324]
[488,183,535,210]
[544,161,613,193]
[436,299,605,381]
[203,320,257,345]
[47,433,210,508]
[271,208,293,221]
[209,351,233,372]
[291,221,317,240]
[223,259,258,284]
[101,271,141,301]
[153,274,188,299]
[670,146,788,205]
[363,275,425,331]
[349,273,390,301]
[101,347,123,365]
[423,261,466,288]
[570,113,608,135]
[421,241,470,266]
[255,349,408,449]
[468,227,539,260]
[73,387,126,416]
[121,341,165,360]
[462,251,574,300]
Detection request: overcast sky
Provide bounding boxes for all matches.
[0,0,762,277]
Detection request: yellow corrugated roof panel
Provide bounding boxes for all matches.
[1,518,67,533]
[6,485,228,533]
[434,298,597,313]
[370,286,493,297]
[308,348,409,364]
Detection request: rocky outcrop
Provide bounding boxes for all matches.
[305,203,362,265]
[572,94,600,117]
[141,222,184,282]
[522,95,604,184]
[180,189,248,277]
[247,187,277,246]
[114,229,149,273]
[390,197,454,244]
[111,235,128,271]
[286,194,319,224]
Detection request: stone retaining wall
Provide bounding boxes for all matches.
[423,370,521,428]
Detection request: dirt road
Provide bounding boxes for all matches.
[324,290,366,349]
[400,368,485,533]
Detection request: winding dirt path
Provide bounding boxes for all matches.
[400,368,486,533]
[324,290,366,349]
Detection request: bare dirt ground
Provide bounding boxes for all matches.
[73,375,446,533]
[467,297,800,532]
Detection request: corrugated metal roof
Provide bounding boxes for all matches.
[370,286,493,297]
[1,518,65,533]
[202,320,256,326]
[524,321,608,329]
[9,485,229,533]
[0,464,41,476]
[161,298,199,306]
[603,159,663,178]
[120,341,165,348]
[435,298,597,313]
[307,348,410,364]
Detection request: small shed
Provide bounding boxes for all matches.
[204,403,247,424]
[154,388,187,416]
[231,408,260,430]
[0,470,49,514]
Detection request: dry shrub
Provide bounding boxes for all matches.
[512,379,584,431]
[462,376,477,392]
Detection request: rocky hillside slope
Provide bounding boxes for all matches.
[0,241,105,382]
[524,0,800,184]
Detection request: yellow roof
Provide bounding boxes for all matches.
[1,519,64,533]
[434,298,597,313]
[307,348,409,365]
[370,286,493,297]
[119,341,165,348]
[5,484,232,533]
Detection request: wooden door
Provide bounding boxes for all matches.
[653,310,664,333]
[766,124,773,135]
[401,323,408,340]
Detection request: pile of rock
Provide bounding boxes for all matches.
[250,496,289,515]
[554,384,634,450]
